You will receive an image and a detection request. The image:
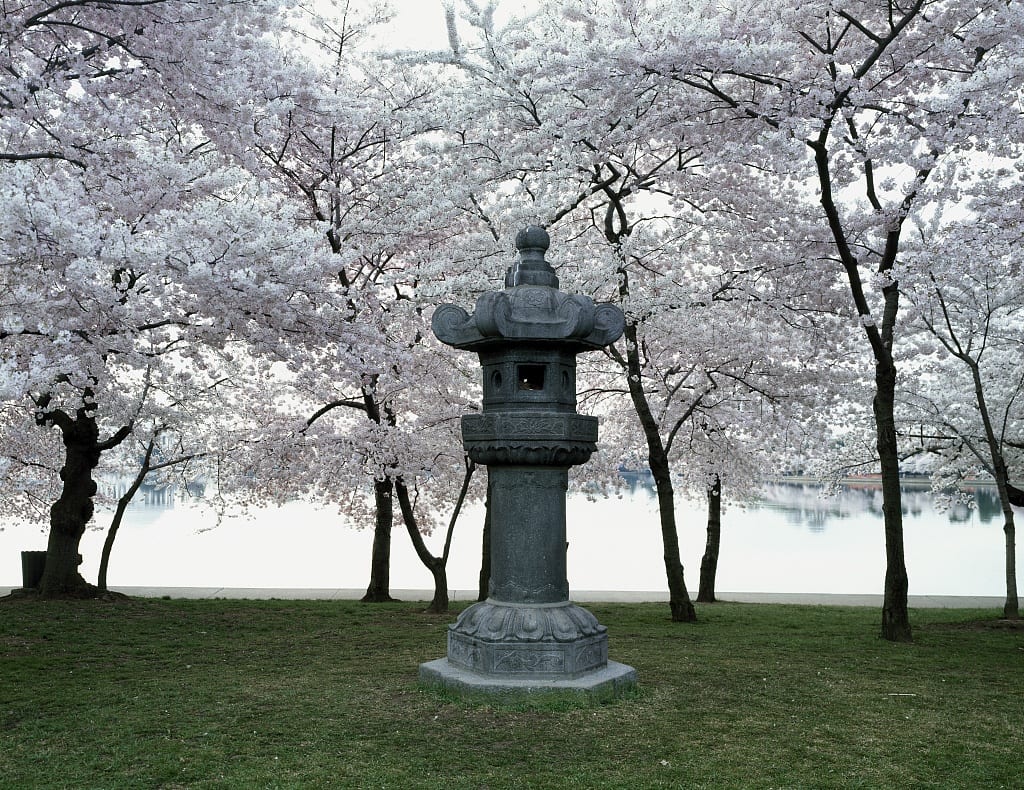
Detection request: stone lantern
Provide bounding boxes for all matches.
[419,226,637,698]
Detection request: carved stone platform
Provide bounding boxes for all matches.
[447,600,607,676]
[419,600,637,699]
[419,656,637,700]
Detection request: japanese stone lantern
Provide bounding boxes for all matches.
[420,226,637,698]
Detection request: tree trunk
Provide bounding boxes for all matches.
[423,562,449,615]
[478,472,492,601]
[393,475,450,610]
[984,448,1019,622]
[394,467,477,616]
[362,477,396,602]
[697,475,722,603]
[651,464,697,622]
[97,499,127,593]
[40,418,102,597]
[874,359,912,642]
[618,319,696,623]
[1002,511,1018,619]
[98,440,156,591]
[986,451,1018,621]
[963,361,1019,620]
[607,221,694,622]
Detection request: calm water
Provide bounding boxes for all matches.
[0,480,1012,596]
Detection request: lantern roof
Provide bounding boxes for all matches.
[432,226,625,351]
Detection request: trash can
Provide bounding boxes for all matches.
[21,551,47,589]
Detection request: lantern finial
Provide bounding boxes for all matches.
[506,225,558,288]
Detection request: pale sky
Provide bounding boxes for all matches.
[377,0,540,51]
[386,0,450,50]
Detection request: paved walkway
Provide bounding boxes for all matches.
[0,586,1005,608]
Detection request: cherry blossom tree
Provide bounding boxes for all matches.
[901,194,1024,618]
[427,0,845,621]
[0,149,322,595]
[611,0,1024,640]
[0,1,325,596]
[177,1,500,609]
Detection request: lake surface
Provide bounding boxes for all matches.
[0,480,1012,597]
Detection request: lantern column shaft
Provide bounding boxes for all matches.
[488,466,568,605]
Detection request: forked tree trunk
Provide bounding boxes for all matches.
[605,208,695,622]
[810,119,917,642]
[697,475,722,603]
[874,359,912,642]
[426,565,449,614]
[395,462,475,615]
[395,479,449,614]
[617,314,696,622]
[362,477,396,602]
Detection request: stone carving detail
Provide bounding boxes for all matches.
[430,303,476,346]
[433,287,623,350]
[451,600,605,643]
[576,641,608,671]
[492,649,565,674]
[447,630,608,676]
[488,579,568,604]
[465,443,594,467]
[447,636,480,669]
[462,413,598,467]
[462,413,598,442]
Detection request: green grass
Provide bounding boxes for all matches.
[1,598,1022,789]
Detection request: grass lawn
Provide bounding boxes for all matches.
[1,597,1021,789]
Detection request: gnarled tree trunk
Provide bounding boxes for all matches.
[35,398,130,598]
[395,460,475,614]
[43,425,100,595]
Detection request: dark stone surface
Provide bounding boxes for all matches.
[431,228,625,352]
[487,467,569,603]
[423,226,635,699]
[446,600,608,676]
[462,412,597,466]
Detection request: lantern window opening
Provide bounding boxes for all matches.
[517,364,546,391]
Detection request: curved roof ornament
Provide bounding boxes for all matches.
[432,226,625,351]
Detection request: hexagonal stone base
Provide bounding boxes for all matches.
[419,658,637,701]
